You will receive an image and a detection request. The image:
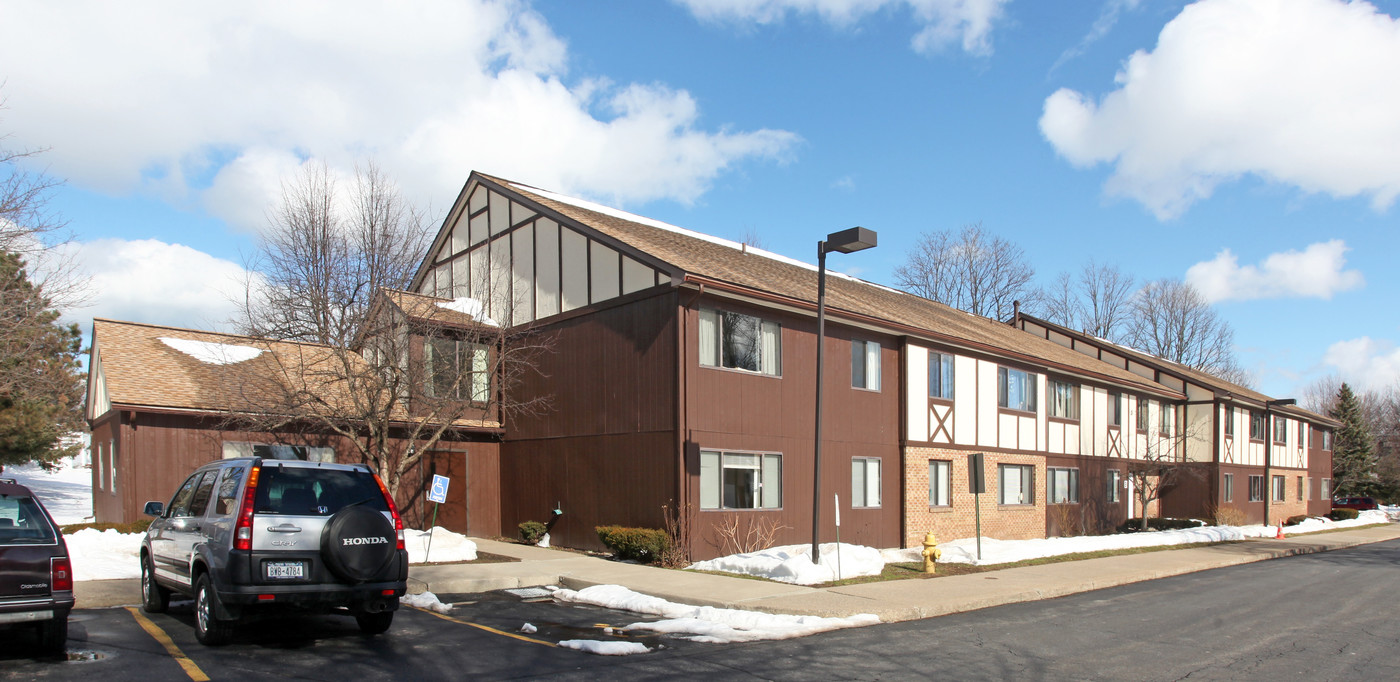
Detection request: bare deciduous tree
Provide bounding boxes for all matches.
[1124,412,1210,530]
[894,222,1037,321]
[1042,261,1135,341]
[1123,278,1245,384]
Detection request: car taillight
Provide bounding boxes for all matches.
[371,470,405,550]
[51,557,73,592]
[234,466,261,551]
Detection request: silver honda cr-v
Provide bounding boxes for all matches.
[140,457,408,645]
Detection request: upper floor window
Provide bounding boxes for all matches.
[1249,410,1266,441]
[997,367,1037,413]
[1048,380,1079,420]
[1273,416,1288,443]
[426,337,490,402]
[1321,430,1333,450]
[1159,403,1175,436]
[852,339,881,391]
[929,351,954,400]
[1224,406,1234,437]
[1137,397,1150,432]
[699,309,781,376]
[1298,421,1305,446]
[1108,392,1122,427]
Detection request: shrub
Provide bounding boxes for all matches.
[61,520,151,535]
[1117,517,1202,533]
[596,525,670,564]
[1208,504,1248,527]
[1283,515,1310,527]
[518,520,548,544]
[1327,508,1359,521]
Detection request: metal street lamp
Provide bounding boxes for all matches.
[813,226,877,565]
[1263,397,1296,527]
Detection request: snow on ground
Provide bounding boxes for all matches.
[406,527,477,563]
[557,640,651,656]
[552,584,880,644]
[4,460,95,525]
[402,590,454,613]
[686,542,884,585]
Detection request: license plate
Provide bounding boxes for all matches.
[265,561,305,579]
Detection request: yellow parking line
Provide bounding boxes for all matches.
[412,605,557,647]
[125,607,211,682]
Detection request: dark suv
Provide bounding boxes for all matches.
[0,478,74,656]
[140,457,408,645]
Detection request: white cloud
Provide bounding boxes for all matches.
[1322,337,1400,392]
[60,239,257,334]
[0,1,798,233]
[673,0,1010,56]
[1039,0,1400,219]
[1185,239,1364,303]
[1051,0,1142,72]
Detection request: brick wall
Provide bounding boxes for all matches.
[904,446,1046,547]
[1270,470,1311,525]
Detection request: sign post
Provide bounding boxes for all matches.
[425,474,450,562]
[833,493,843,581]
[968,453,985,562]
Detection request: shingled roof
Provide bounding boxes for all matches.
[468,173,1184,399]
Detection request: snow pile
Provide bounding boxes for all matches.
[553,584,880,644]
[686,542,884,585]
[557,640,651,656]
[66,528,143,581]
[405,527,477,563]
[435,298,499,326]
[159,337,263,365]
[401,591,453,613]
[520,623,537,634]
[5,461,94,524]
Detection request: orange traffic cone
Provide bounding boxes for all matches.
[1275,525,1285,539]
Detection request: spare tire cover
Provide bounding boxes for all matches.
[321,505,395,583]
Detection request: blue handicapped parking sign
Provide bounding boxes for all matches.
[428,474,450,504]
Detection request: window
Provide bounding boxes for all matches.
[1306,424,1312,448]
[1159,403,1175,436]
[1223,473,1234,502]
[699,309,781,376]
[997,367,1037,412]
[222,442,334,463]
[1248,475,1264,502]
[1137,397,1150,432]
[852,340,881,391]
[1224,406,1234,437]
[1049,381,1079,420]
[1273,416,1287,444]
[929,351,955,399]
[1298,476,1305,501]
[212,466,246,517]
[188,472,217,518]
[110,440,118,495]
[426,337,490,402]
[999,464,1034,505]
[699,450,782,510]
[1272,475,1286,502]
[852,457,882,507]
[1048,467,1079,504]
[1108,392,1122,428]
[929,460,951,507]
[1249,411,1266,441]
[1107,469,1121,503]
[1321,478,1331,498]
[1322,430,1333,451]
[1298,421,1305,445]
[167,472,207,518]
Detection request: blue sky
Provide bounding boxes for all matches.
[2,0,1397,399]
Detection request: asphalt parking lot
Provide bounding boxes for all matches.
[0,589,706,681]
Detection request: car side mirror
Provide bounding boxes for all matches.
[143,501,165,517]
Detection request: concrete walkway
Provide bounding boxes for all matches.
[75,524,1400,623]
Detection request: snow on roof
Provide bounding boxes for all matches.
[509,181,902,294]
[435,297,499,327]
[158,337,263,365]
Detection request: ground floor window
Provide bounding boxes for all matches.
[700,450,782,510]
[1272,475,1286,502]
[222,442,334,462]
[1107,469,1121,503]
[1249,475,1264,502]
[999,464,1034,505]
[852,457,882,508]
[1298,477,1305,501]
[1223,473,1234,502]
[1321,478,1331,498]
[929,460,951,507]
[1047,467,1079,504]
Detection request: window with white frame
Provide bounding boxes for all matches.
[699,450,782,510]
[1322,430,1332,451]
[699,309,781,376]
[1223,473,1234,502]
[1249,475,1264,502]
[929,460,951,507]
[997,367,1037,412]
[1048,467,1079,504]
[1273,416,1287,443]
[1049,380,1079,420]
[426,337,490,402]
[851,340,881,391]
[1108,392,1122,428]
[929,351,954,400]
[1224,406,1234,437]
[1272,475,1286,502]
[852,457,882,507]
[1107,469,1121,503]
[999,464,1034,505]
[1322,477,1331,498]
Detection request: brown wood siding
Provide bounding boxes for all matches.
[1307,431,1333,517]
[1042,454,1129,535]
[395,442,501,537]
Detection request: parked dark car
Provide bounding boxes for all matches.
[1332,496,1380,511]
[140,457,408,645]
[0,477,74,656]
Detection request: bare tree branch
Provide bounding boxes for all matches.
[893,222,1037,321]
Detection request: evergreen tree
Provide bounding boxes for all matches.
[1329,382,1377,497]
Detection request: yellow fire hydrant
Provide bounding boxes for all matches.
[920,531,942,574]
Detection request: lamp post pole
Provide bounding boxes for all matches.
[811,227,876,565]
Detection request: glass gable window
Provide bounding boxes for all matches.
[1049,380,1079,420]
[997,367,1037,412]
[929,460,951,506]
[852,457,882,507]
[1048,467,1079,504]
[425,338,490,403]
[699,450,782,510]
[852,340,881,391]
[699,309,781,376]
[999,464,1034,505]
[929,351,955,399]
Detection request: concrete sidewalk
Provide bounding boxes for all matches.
[75,524,1400,623]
